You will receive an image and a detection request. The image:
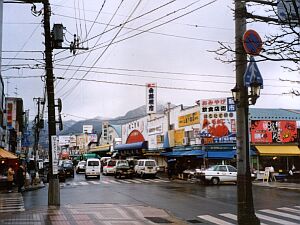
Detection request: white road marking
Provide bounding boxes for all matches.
[256,213,299,225]
[260,209,300,220]
[220,213,269,225]
[279,207,300,214]
[197,215,234,225]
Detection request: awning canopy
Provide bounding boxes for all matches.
[255,145,300,156]
[161,149,205,157]
[89,144,110,153]
[0,148,18,159]
[114,141,147,151]
[204,150,235,159]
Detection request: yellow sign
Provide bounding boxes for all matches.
[178,112,200,127]
[174,129,185,146]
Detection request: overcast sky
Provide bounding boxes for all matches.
[2,0,300,121]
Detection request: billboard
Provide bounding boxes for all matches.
[251,120,297,143]
[199,97,236,143]
[83,125,93,134]
[174,129,184,146]
[178,111,200,127]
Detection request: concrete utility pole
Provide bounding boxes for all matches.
[235,1,260,224]
[43,0,60,206]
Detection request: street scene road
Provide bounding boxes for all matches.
[1,172,299,225]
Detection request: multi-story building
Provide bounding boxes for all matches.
[5,97,24,154]
[0,0,6,148]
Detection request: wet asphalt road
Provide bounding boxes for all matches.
[22,172,300,224]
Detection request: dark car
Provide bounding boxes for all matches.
[46,165,66,183]
[114,160,134,179]
[62,161,74,178]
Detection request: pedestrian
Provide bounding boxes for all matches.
[167,159,176,180]
[269,165,275,182]
[7,166,15,193]
[16,165,25,192]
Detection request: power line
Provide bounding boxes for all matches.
[55,0,126,96]
[60,0,145,99]
[56,76,283,96]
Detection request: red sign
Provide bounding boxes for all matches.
[243,29,263,56]
[126,130,145,144]
[250,120,297,143]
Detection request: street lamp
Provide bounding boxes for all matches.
[231,80,261,105]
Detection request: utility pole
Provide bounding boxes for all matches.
[43,0,60,206]
[33,97,41,171]
[235,1,260,224]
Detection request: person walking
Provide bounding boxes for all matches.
[7,166,15,193]
[16,165,25,192]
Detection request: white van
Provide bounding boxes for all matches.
[85,158,101,179]
[134,159,158,178]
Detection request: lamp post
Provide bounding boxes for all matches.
[234,1,262,224]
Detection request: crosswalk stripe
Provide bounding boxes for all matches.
[256,213,299,225]
[127,179,141,184]
[154,179,170,183]
[0,193,25,213]
[279,207,300,214]
[134,178,150,183]
[101,181,109,184]
[108,180,122,184]
[79,182,89,185]
[117,180,132,184]
[260,209,300,221]
[197,215,234,225]
[89,181,101,184]
[71,182,79,186]
[144,179,160,182]
[220,213,269,225]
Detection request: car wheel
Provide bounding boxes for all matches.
[85,175,88,179]
[211,177,220,185]
[76,170,79,174]
[97,175,100,179]
[141,172,144,179]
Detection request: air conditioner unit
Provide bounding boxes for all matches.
[183,137,189,145]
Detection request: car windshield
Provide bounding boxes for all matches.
[145,161,156,166]
[79,162,86,166]
[108,161,116,166]
[118,161,129,166]
[63,163,73,168]
[207,165,218,171]
[88,161,99,166]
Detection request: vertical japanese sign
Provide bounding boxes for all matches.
[146,83,157,114]
[51,136,58,175]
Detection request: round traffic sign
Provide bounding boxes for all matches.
[243,29,263,56]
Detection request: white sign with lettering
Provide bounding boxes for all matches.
[51,136,59,175]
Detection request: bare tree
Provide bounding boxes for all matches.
[215,0,300,70]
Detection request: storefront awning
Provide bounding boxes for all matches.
[255,145,300,156]
[204,150,235,159]
[89,144,110,153]
[0,148,18,159]
[114,141,147,151]
[161,150,205,157]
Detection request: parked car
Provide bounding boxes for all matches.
[85,158,101,179]
[114,160,134,179]
[100,157,111,172]
[134,159,159,178]
[102,159,116,175]
[76,161,86,174]
[198,165,237,185]
[62,160,74,178]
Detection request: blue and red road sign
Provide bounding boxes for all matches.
[243,29,263,56]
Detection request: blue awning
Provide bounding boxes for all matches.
[161,149,205,157]
[182,150,205,156]
[163,132,170,148]
[204,150,235,159]
[114,141,147,151]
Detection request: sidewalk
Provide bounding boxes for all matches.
[0,203,187,225]
[253,180,300,191]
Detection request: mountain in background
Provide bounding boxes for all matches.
[37,104,167,149]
